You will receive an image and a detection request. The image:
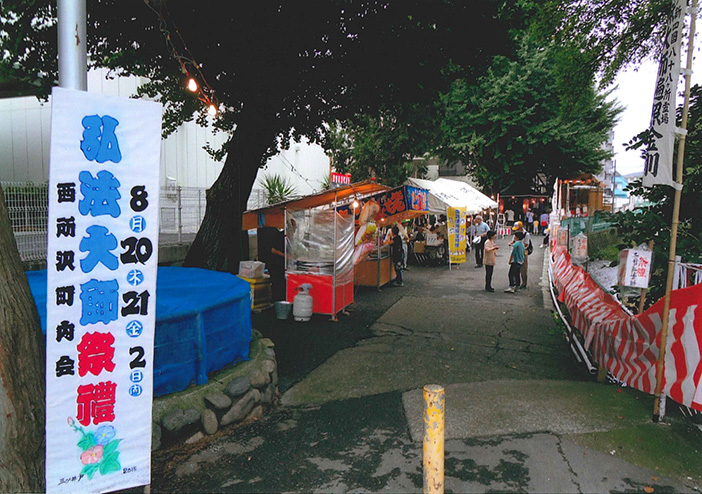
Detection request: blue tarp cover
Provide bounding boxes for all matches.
[27,266,251,332]
[27,266,252,396]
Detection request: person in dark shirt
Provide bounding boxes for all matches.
[258,227,286,300]
[388,225,404,287]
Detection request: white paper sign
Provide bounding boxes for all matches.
[617,249,653,289]
[572,232,588,260]
[643,0,686,188]
[46,88,162,493]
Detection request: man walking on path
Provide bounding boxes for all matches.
[473,215,489,267]
[525,209,534,233]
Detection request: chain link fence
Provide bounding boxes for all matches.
[1,182,212,263]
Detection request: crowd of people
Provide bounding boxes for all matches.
[379,213,545,294]
[259,205,550,298]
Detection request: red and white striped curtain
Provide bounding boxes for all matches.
[551,245,702,411]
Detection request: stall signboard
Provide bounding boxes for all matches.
[337,185,428,223]
[46,88,162,494]
[447,207,467,264]
[331,172,352,185]
[617,248,653,289]
[374,185,427,220]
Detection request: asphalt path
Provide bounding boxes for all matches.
[146,236,698,493]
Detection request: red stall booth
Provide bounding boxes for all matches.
[243,181,389,320]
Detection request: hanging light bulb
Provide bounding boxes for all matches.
[352,199,360,209]
[187,78,198,92]
[207,104,218,116]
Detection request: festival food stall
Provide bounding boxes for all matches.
[243,180,389,319]
[336,185,429,289]
[405,178,497,266]
[406,177,497,215]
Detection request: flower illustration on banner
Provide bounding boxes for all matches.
[67,417,121,479]
[81,446,103,465]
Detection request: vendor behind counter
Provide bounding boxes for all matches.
[257,226,285,301]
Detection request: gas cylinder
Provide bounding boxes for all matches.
[293,283,313,322]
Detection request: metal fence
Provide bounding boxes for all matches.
[1,182,210,262]
[558,211,614,237]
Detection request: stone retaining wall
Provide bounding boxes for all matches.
[151,330,278,450]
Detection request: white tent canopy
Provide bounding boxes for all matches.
[406,177,498,215]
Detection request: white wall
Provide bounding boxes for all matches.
[252,137,330,201]
[1,69,329,201]
[0,68,228,188]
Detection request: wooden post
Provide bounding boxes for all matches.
[653,0,697,423]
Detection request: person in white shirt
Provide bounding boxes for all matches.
[473,216,490,267]
[525,210,534,233]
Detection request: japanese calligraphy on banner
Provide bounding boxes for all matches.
[447,207,467,264]
[617,248,653,289]
[336,185,428,223]
[46,88,162,494]
[331,171,352,185]
[643,0,686,188]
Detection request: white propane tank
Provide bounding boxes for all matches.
[293,283,313,322]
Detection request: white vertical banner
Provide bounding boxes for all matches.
[643,0,686,188]
[46,88,162,493]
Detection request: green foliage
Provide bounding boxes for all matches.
[436,39,620,193]
[1,1,513,162]
[609,85,702,307]
[589,242,620,264]
[81,463,100,480]
[324,103,436,186]
[103,439,121,457]
[258,174,298,206]
[98,452,121,475]
[320,173,332,191]
[527,0,671,87]
[77,432,96,452]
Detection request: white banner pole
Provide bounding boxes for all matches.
[57,0,87,91]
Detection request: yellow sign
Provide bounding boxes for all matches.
[447,207,467,264]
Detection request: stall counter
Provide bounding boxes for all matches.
[354,256,396,288]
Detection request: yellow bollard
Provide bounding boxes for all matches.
[423,384,445,494]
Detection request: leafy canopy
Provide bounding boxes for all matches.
[436,38,620,192]
[1,0,512,164]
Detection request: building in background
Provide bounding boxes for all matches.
[612,171,630,211]
[595,129,621,210]
[0,69,330,262]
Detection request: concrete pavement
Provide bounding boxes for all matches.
[147,236,701,493]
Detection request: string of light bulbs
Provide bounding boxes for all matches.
[143,1,219,116]
[275,152,324,191]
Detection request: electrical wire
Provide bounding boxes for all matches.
[142,1,219,111]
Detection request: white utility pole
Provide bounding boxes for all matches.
[57,0,87,90]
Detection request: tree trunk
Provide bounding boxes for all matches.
[0,184,45,493]
[184,119,272,272]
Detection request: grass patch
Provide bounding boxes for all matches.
[567,418,702,486]
[589,243,620,263]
